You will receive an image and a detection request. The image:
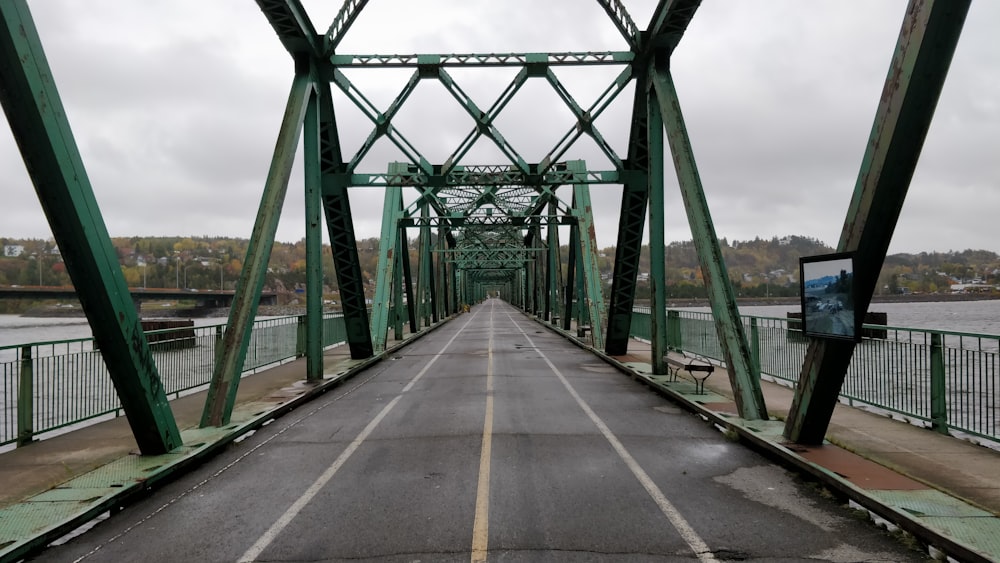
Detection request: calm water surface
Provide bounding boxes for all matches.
[679,299,1000,336]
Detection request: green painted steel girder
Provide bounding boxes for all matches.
[370,183,404,353]
[595,0,640,48]
[333,69,432,175]
[0,0,181,455]
[399,224,418,335]
[563,223,580,332]
[444,68,529,175]
[651,64,767,420]
[647,0,702,53]
[330,51,634,68]
[646,87,668,376]
[324,0,369,55]
[315,80,374,359]
[343,168,621,188]
[255,0,322,57]
[540,66,629,174]
[201,74,314,427]
[784,0,970,444]
[568,162,607,349]
[604,72,650,356]
[437,67,531,175]
[303,85,324,381]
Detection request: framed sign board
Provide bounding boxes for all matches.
[799,252,861,342]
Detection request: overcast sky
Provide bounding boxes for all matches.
[1,1,997,255]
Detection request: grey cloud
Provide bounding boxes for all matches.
[1,0,998,257]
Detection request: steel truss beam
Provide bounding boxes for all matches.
[255,0,321,56]
[371,178,404,353]
[315,80,374,359]
[651,62,767,419]
[648,0,702,53]
[595,0,640,48]
[303,80,324,380]
[331,51,634,67]
[201,74,314,427]
[0,0,181,454]
[324,0,369,55]
[568,163,607,349]
[784,0,970,444]
[344,168,621,188]
[605,72,650,356]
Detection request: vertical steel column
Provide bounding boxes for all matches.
[448,232,459,314]
[303,87,324,381]
[416,203,432,327]
[399,223,418,334]
[202,73,313,427]
[646,90,668,375]
[547,199,562,325]
[317,82,374,359]
[569,162,607,349]
[17,346,33,446]
[930,333,948,434]
[393,237,406,340]
[562,223,578,331]
[0,1,180,453]
[651,63,767,420]
[785,0,970,444]
[605,73,650,355]
[370,182,403,353]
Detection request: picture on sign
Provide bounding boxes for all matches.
[799,252,860,342]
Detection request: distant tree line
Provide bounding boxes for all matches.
[3,235,999,302]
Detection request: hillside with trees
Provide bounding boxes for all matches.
[2,234,999,307]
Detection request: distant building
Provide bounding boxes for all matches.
[3,245,24,257]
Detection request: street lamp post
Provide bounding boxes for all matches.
[175,257,181,289]
[142,263,147,288]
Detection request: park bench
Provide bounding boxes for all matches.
[664,350,715,394]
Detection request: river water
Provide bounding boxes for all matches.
[4,300,1000,347]
[676,299,1000,335]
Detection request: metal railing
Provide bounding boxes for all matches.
[630,309,1000,445]
[1,313,349,448]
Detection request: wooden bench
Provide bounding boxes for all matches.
[664,350,715,394]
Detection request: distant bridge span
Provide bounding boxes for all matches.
[0,285,278,308]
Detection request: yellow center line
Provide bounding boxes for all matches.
[471,300,495,562]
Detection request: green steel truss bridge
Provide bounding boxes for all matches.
[0,0,971,456]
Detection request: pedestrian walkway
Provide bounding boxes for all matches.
[583,330,1000,562]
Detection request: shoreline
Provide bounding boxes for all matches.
[661,292,1000,309]
[12,292,999,318]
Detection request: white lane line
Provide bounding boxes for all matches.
[238,309,482,563]
[470,300,496,562]
[505,312,720,563]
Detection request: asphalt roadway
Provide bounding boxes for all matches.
[33,300,926,562]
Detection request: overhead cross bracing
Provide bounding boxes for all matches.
[0,0,971,454]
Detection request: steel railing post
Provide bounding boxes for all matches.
[930,332,948,434]
[750,317,761,378]
[17,345,34,447]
